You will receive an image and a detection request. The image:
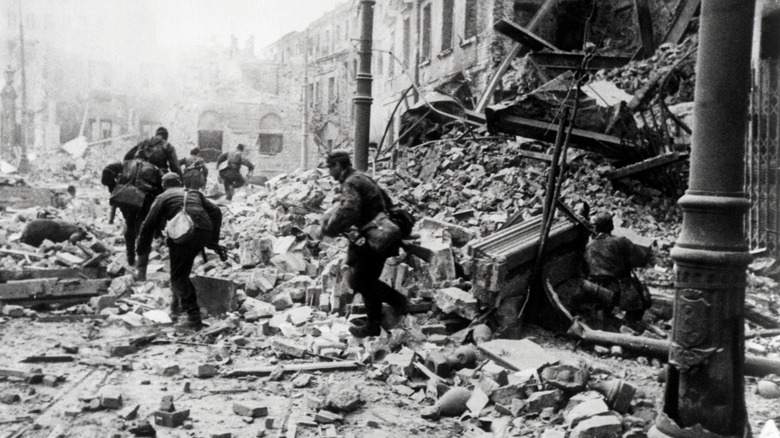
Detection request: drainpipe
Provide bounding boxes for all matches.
[353,0,375,172]
[650,1,755,438]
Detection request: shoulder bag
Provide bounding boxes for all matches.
[166,190,195,244]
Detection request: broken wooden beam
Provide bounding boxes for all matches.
[484,113,630,159]
[634,0,656,59]
[0,267,104,282]
[662,0,701,45]
[607,152,688,180]
[527,52,631,77]
[20,355,75,363]
[567,320,780,377]
[494,19,560,53]
[224,361,358,378]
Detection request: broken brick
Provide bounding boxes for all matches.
[154,409,190,428]
[233,401,268,418]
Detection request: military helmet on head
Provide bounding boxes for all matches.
[162,172,182,189]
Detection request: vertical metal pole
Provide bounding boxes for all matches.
[17,0,29,167]
[301,30,309,170]
[353,0,375,172]
[650,1,755,437]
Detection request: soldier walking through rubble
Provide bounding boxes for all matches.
[216,143,254,201]
[320,151,407,338]
[576,212,653,330]
[124,127,183,176]
[135,173,224,331]
[179,147,208,191]
[101,159,163,266]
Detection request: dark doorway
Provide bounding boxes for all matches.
[198,130,223,162]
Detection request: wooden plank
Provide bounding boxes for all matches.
[494,19,560,52]
[634,0,655,58]
[662,0,701,45]
[517,149,553,162]
[477,339,559,372]
[606,152,686,180]
[0,267,104,283]
[224,361,358,378]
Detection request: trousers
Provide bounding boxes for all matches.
[168,231,209,322]
[346,242,406,327]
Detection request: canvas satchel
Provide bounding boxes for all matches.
[360,211,402,253]
[166,190,195,244]
[109,160,146,209]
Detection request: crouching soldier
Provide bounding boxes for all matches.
[135,173,223,331]
[320,151,408,338]
[180,147,208,191]
[20,219,88,247]
[576,212,653,329]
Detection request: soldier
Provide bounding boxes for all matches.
[577,212,653,329]
[124,127,182,176]
[101,160,162,266]
[216,143,254,201]
[180,147,208,190]
[135,173,224,330]
[320,151,407,338]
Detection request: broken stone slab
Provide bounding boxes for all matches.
[245,268,277,297]
[54,252,84,266]
[419,217,477,247]
[569,415,622,438]
[526,389,564,413]
[315,410,343,424]
[541,364,590,394]
[190,275,238,316]
[565,398,611,429]
[482,361,509,386]
[233,401,269,418]
[477,339,559,372]
[286,306,313,326]
[197,364,219,378]
[271,291,293,310]
[240,296,276,321]
[433,287,478,320]
[466,385,490,415]
[324,384,363,413]
[271,338,307,359]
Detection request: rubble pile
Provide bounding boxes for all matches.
[594,35,698,106]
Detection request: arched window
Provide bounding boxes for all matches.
[257,113,283,155]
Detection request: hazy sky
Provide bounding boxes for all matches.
[154,0,350,50]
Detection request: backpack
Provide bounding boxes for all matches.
[165,190,195,244]
[388,207,416,239]
[135,138,168,167]
[119,159,162,194]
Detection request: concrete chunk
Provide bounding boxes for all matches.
[191,275,238,316]
[541,364,589,393]
[565,399,610,429]
[434,287,478,320]
[98,386,123,410]
[271,338,307,358]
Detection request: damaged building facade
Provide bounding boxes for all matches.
[0,0,167,163]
